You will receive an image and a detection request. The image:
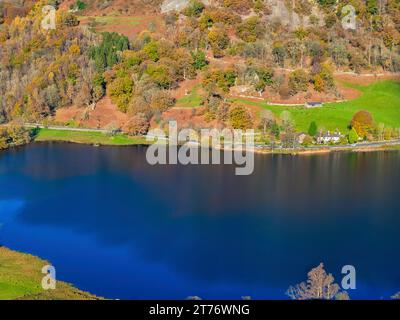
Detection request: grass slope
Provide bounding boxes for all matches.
[34,128,148,145]
[0,247,100,300]
[175,85,202,108]
[234,80,400,132]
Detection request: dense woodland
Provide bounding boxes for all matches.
[0,0,400,141]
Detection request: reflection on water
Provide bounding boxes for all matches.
[0,142,399,299]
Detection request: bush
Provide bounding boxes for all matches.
[228,105,253,129]
[288,70,309,95]
[348,127,359,144]
[75,0,87,10]
[308,121,318,137]
[236,17,264,43]
[191,51,208,70]
[278,84,291,99]
[183,0,205,17]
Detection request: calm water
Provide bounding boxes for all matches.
[0,142,399,299]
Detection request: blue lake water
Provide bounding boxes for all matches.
[0,142,400,299]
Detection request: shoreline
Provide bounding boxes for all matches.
[2,126,400,155]
[33,134,400,155]
[252,143,400,155]
[0,246,101,300]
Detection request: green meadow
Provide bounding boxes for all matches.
[175,85,202,108]
[233,80,400,133]
[34,128,148,145]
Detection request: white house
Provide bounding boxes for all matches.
[317,131,342,144]
[297,132,307,144]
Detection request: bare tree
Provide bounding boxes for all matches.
[259,110,275,136]
[286,263,349,300]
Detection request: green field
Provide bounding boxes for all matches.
[175,85,202,108]
[233,80,400,133]
[34,128,148,145]
[0,247,99,300]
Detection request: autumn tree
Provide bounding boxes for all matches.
[108,76,134,112]
[0,127,8,149]
[287,263,349,300]
[123,113,150,136]
[288,69,309,95]
[253,66,274,93]
[208,25,229,57]
[236,17,264,43]
[312,64,335,92]
[229,105,253,129]
[350,110,374,138]
[0,3,98,121]
[0,125,31,149]
[202,68,237,93]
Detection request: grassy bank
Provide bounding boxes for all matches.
[233,80,400,132]
[34,128,148,146]
[0,247,100,300]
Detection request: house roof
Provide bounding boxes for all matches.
[306,102,322,106]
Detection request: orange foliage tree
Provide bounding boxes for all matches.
[350,110,374,138]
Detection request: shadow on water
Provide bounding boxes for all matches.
[0,142,400,299]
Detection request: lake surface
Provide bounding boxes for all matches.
[0,142,400,299]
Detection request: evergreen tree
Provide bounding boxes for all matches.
[308,121,318,137]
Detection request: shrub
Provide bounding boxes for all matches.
[229,105,253,129]
[236,17,264,43]
[348,127,359,144]
[183,0,205,17]
[75,0,87,11]
[288,70,309,95]
[308,121,318,137]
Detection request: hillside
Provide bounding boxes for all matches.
[0,0,400,145]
